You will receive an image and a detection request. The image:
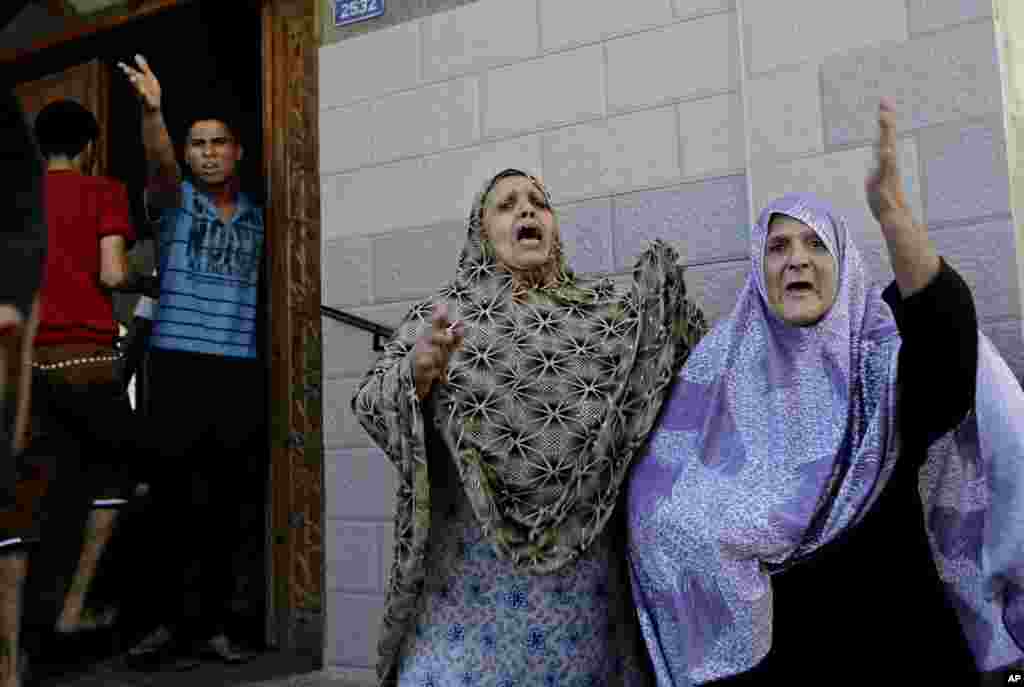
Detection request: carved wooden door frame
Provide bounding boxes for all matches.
[261,0,324,654]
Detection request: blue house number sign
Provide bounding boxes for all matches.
[334,0,384,27]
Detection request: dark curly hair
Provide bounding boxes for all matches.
[33,99,99,161]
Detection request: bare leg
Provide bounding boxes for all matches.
[0,320,26,686]
[0,552,27,687]
[55,508,118,633]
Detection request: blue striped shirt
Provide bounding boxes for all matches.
[150,181,264,359]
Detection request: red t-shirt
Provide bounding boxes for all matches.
[35,170,136,346]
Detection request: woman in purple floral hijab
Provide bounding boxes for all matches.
[627,101,1024,684]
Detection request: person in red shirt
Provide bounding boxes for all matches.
[21,100,150,670]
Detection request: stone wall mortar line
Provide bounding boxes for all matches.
[325,515,393,525]
[821,112,1007,155]
[324,370,376,382]
[914,128,932,229]
[735,0,756,228]
[675,101,687,191]
[600,39,610,119]
[908,11,994,40]
[415,14,425,86]
[535,0,544,60]
[326,591,387,602]
[926,211,1015,233]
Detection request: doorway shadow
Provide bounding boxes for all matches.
[4,1,295,683]
[36,646,319,687]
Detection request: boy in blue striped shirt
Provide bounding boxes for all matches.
[118,54,264,667]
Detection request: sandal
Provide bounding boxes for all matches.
[198,634,253,664]
[126,627,199,672]
[54,606,118,634]
[127,625,172,658]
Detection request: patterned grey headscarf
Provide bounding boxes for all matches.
[352,169,707,684]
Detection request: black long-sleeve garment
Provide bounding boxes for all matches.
[0,89,45,511]
[0,88,45,321]
[714,259,981,685]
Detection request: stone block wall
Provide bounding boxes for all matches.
[319,0,1022,676]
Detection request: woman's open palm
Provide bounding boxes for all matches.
[865,98,909,224]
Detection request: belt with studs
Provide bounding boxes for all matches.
[33,354,121,371]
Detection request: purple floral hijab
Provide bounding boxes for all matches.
[627,193,1024,684]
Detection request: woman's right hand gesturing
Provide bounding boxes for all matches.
[116,54,162,113]
[412,303,464,400]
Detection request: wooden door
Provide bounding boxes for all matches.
[14,59,111,176]
[262,0,325,654]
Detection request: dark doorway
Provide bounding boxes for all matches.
[2,2,317,684]
[3,1,266,240]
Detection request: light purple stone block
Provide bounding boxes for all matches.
[378,523,395,593]
[373,220,466,302]
[323,317,385,378]
[983,319,1024,384]
[326,448,396,520]
[326,592,384,668]
[931,220,1020,324]
[822,22,1002,148]
[323,236,373,307]
[919,118,1011,227]
[908,0,992,36]
[685,259,750,325]
[612,175,749,271]
[326,520,381,593]
[557,198,615,275]
[859,218,1021,323]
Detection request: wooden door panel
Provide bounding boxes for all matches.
[14,59,111,176]
[263,0,324,654]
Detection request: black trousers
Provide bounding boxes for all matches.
[135,348,266,642]
[22,372,143,638]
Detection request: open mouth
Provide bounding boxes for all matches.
[516,224,543,245]
[785,281,814,295]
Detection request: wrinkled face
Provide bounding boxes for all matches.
[185,120,242,188]
[764,215,838,326]
[482,175,556,272]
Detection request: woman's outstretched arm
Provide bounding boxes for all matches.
[865,98,978,451]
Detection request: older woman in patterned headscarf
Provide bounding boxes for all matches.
[352,168,708,686]
[627,102,1024,685]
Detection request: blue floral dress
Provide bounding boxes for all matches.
[396,449,652,687]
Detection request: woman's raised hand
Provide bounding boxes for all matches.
[116,54,162,113]
[865,98,940,296]
[865,98,910,226]
[412,303,464,400]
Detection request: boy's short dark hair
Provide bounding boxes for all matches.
[33,99,99,160]
[180,94,243,144]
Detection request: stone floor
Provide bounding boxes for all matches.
[33,648,326,687]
